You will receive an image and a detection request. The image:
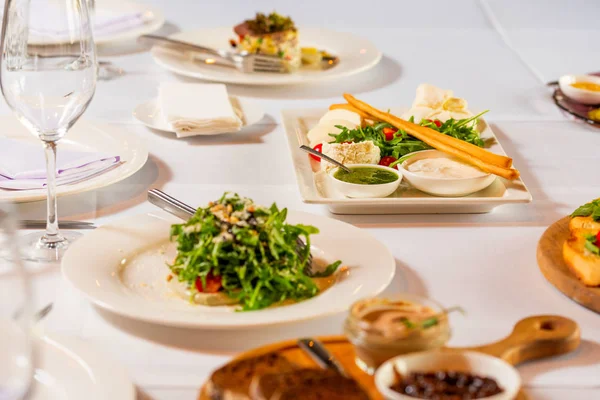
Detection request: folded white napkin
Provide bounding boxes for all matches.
[0,138,120,190]
[27,7,153,39]
[158,83,243,138]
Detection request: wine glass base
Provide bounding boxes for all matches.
[20,231,82,263]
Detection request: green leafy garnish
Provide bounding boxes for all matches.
[572,199,600,221]
[311,260,342,278]
[400,318,417,329]
[420,317,440,329]
[584,233,600,255]
[398,306,465,331]
[246,12,296,34]
[169,193,340,311]
[329,112,488,160]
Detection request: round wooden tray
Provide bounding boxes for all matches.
[199,315,580,400]
[537,216,600,313]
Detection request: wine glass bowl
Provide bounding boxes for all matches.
[0,0,97,262]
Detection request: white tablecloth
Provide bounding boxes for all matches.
[9,0,600,399]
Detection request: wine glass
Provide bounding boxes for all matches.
[0,206,33,400]
[0,0,97,262]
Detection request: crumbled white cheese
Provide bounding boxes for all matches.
[183,223,203,234]
[213,231,233,243]
[320,140,381,171]
[232,209,250,221]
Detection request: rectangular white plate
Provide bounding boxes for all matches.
[281,107,532,215]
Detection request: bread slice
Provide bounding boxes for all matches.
[569,216,600,232]
[563,229,600,286]
[249,368,340,400]
[272,374,371,400]
[205,353,299,400]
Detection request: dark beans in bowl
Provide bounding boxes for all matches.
[390,370,504,399]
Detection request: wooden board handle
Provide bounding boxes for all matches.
[457,315,580,366]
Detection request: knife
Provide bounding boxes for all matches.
[298,337,349,377]
[20,220,96,230]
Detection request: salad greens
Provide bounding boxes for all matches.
[572,199,600,221]
[169,193,340,311]
[329,111,488,159]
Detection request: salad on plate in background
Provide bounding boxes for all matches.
[168,193,342,311]
[230,11,336,72]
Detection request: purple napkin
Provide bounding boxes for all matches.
[0,138,121,190]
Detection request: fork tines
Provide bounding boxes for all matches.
[249,54,287,73]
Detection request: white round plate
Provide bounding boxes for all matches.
[62,211,395,328]
[133,96,265,134]
[0,117,148,203]
[29,1,165,46]
[151,27,382,86]
[31,334,135,400]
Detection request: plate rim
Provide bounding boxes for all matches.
[280,107,533,208]
[0,117,149,203]
[150,26,382,86]
[61,211,396,329]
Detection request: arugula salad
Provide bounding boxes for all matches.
[329,111,488,166]
[169,193,341,311]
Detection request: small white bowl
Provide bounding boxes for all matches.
[398,150,496,197]
[328,164,401,198]
[558,74,600,105]
[375,350,521,400]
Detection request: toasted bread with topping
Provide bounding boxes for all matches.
[569,216,600,232]
[249,368,340,400]
[272,374,371,400]
[563,229,600,286]
[205,353,299,400]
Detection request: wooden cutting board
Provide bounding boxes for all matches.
[199,315,580,400]
[537,216,600,313]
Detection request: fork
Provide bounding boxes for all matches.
[147,189,314,272]
[138,34,288,73]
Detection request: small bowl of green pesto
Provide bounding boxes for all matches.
[328,164,402,198]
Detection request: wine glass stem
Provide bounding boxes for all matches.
[43,140,61,243]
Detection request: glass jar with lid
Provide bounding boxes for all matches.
[344,293,452,374]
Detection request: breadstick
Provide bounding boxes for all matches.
[343,94,513,169]
[343,94,519,180]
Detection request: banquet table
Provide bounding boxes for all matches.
[7,0,600,399]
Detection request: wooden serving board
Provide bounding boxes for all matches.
[199,315,580,400]
[537,216,600,313]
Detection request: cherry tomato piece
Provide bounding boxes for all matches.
[310,143,323,162]
[425,119,442,128]
[379,156,398,169]
[383,127,398,141]
[195,272,222,293]
[596,231,600,245]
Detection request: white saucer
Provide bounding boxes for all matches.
[133,96,265,134]
[150,27,382,86]
[0,117,148,203]
[31,334,135,400]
